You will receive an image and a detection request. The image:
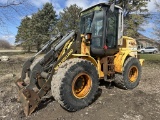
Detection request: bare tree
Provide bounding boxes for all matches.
[0,0,35,34]
[0,39,11,49]
[155,0,160,8]
[0,0,25,8]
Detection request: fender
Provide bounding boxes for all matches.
[114,49,131,73]
[72,54,105,78]
[72,54,98,67]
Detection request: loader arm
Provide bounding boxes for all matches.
[15,31,77,116]
[17,33,62,84]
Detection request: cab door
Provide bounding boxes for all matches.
[105,8,119,48]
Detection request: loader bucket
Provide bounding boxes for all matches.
[15,80,40,116]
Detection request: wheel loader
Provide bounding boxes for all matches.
[15,3,144,116]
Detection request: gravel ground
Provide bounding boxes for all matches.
[0,56,160,120]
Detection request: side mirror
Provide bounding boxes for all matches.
[110,3,115,12]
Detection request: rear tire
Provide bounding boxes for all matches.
[153,50,157,54]
[141,50,144,54]
[51,58,99,111]
[114,57,142,90]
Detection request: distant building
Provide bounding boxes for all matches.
[136,33,160,49]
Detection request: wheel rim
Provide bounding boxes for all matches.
[72,73,92,99]
[128,66,138,82]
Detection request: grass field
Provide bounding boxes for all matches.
[140,54,160,61]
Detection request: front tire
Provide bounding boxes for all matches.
[114,57,142,90]
[51,58,99,111]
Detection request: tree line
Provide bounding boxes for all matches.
[15,1,158,52]
[15,3,82,52]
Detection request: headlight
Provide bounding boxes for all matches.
[85,33,91,40]
[85,35,88,39]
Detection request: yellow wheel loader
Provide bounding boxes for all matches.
[15,3,144,116]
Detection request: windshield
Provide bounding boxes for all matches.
[80,11,103,34]
[81,11,104,48]
[80,10,104,48]
[80,12,94,33]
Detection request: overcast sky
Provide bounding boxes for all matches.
[0,0,158,44]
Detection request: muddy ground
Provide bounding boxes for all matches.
[0,54,160,120]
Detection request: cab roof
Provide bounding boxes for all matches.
[81,2,122,13]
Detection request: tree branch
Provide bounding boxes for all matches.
[0,0,25,8]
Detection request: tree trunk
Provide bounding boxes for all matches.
[37,42,41,52]
[27,46,31,52]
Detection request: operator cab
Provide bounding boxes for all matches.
[80,3,123,56]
